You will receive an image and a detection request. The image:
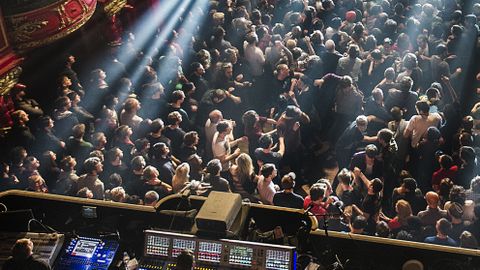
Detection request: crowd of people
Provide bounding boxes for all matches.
[1,0,480,249]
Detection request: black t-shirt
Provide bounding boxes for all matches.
[146,134,171,157]
[254,148,282,168]
[177,144,197,162]
[101,163,128,189]
[296,88,315,115]
[362,194,381,218]
[449,222,467,243]
[339,189,362,207]
[203,175,230,196]
[163,127,186,156]
[336,122,364,152]
[362,193,382,235]
[123,171,143,196]
[152,157,175,185]
[271,71,294,97]
[273,191,304,209]
[162,104,191,131]
[364,97,392,133]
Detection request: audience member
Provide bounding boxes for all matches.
[273,172,304,209]
[1,0,479,251]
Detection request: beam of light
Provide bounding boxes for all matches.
[88,0,196,139]
[156,0,210,77]
[153,0,210,90]
[136,0,209,119]
[104,0,181,85]
[126,0,194,90]
[445,25,477,108]
[117,0,180,62]
[81,0,191,120]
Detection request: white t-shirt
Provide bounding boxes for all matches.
[212,132,231,171]
[257,177,276,205]
[204,119,218,157]
[405,113,442,147]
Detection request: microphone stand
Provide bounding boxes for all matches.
[306,212,345,270]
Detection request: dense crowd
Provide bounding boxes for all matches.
[1,0,480,249]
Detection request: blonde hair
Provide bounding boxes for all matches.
[396,199,413,226]
[110,186,126,202]
[143,165,159,180]
[236,153,254,181]
[172,163,190,193]
[286,39,297,50]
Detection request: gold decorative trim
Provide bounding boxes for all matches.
[10,19,49,43]
[311,229,480,256]
[58,4,69,29]
[0,189,156,212]
[2,0,68,17]
[155,193,207,209]
[103,0,127,17]
[14,4,96,51]
[0,66,22,95]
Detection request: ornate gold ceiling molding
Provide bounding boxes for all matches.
[103,0,127,17]
[0,66,22,95]
[3,0,97,51]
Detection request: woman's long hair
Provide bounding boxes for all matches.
[395,199,413,226]
[236,153,254,183]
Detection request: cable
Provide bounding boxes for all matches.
[0,203,7,212]
[27,218,58,233]
[167,190,193,232]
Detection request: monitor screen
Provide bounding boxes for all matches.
[266,249,291,270]
[229,245,253,266]
[71,239,99,258]
[197,241,222,263]
[171,238,196,258]
[145,234,170,257]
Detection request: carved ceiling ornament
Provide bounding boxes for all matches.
[3,0,97,51]
[10,18,49,43]
[0,66,22,95]
[103,0,127,17]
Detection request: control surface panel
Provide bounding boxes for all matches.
[139,230,296,270]
[55,236,118,270]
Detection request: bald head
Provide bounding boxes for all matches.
[325,40,335,52]
[208,110,223,124]
[425,191,440,208]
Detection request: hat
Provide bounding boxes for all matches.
[346,11,356,22]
